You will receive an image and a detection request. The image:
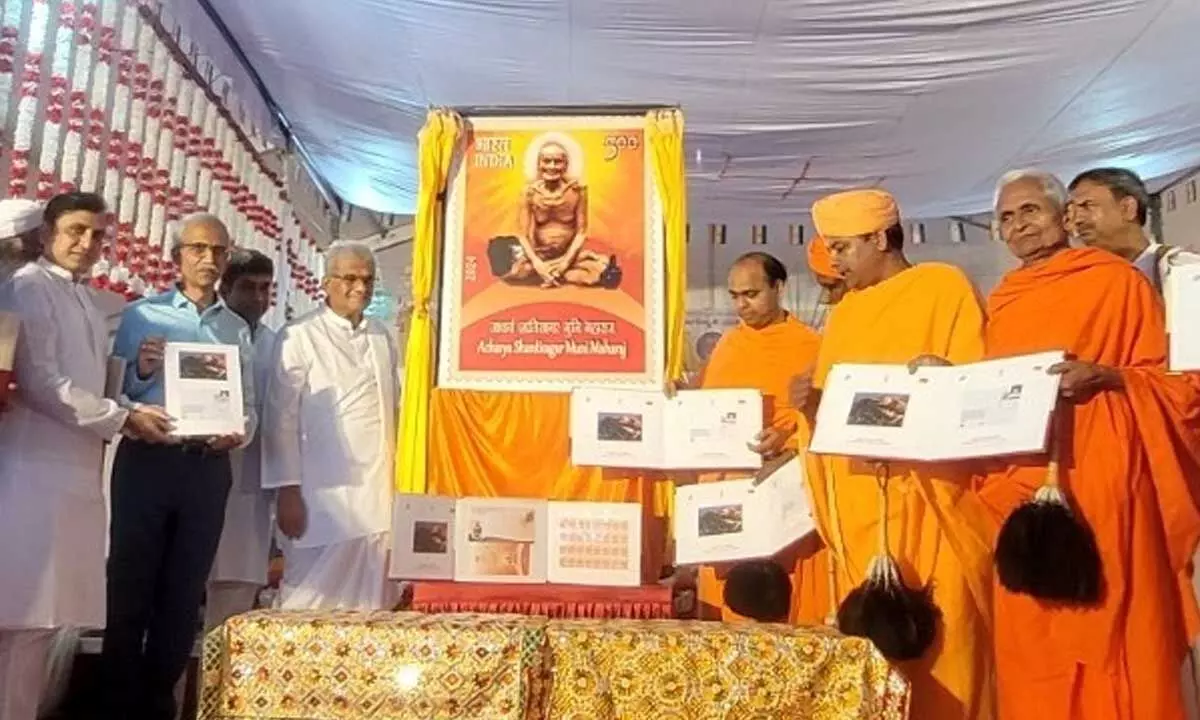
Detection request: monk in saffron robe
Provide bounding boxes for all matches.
[690,252,822,620]
[795,188,996,719]
[807,236,848,306]
[982,169,1200,720]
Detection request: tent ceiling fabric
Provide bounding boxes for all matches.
[196,0,1200,221]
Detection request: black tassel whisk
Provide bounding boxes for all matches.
[994,447,1103,604]
[836,463,941,662]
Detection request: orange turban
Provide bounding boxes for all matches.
[806,236,841,279]
[811,188,900,238]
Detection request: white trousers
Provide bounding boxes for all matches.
[203,581,261,633]
[281,532,395,611]
[0,629,53,720]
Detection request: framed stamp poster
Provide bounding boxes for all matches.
[437,113,666,392]
[389,494,456,581]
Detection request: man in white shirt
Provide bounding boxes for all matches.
[264,242,399,611]
[205,249,277,630]
[0,193,172,720]
[1069,167,1200,289]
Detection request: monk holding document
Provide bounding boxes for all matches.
[687,252,821,620]
[983,169,1200,720]
[796,188,996,719]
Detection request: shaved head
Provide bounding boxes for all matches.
[729,252,787,329]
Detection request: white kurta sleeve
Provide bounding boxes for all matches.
[261,324,306,489]
[237,325,258,447]
[1,276,128,439]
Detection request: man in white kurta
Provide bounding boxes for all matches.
[0,193,173,720]
[263,243,399,610]
[205,249,278,630]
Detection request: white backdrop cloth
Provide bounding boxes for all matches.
[170,0,1200,222]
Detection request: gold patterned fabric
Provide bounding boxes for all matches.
[200,611,549,720]
[201,611,909,720]
[544,619,908,720]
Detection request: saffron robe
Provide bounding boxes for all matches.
[808,262,997,720]
[979,247,1200,720]
[694,314,823,621]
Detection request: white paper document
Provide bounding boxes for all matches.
[810,351,1064,461]
[389,494,456,581]
[453,497,549,584]
[570,388,763,470]
[546,501,642,587]
[1167,264,1200,372]
[674,458,815,566]
[163,342,244,437]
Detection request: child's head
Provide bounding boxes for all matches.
[722,560,792,623]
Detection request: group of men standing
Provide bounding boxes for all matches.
[693,166,1200,719]
[0,192,400,720]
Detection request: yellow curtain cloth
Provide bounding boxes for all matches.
[396,109,462,494]
[646,108,688,520]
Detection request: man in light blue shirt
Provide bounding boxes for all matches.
[101,212,256,720]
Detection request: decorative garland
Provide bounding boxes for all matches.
[0,0,325,319]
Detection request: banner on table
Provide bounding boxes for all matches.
[437,114,665,392]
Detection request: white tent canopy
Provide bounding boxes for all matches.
[173,0,1200,222]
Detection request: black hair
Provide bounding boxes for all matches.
[722,560,792,623]
[735,251,788,286]
[882,223,904,251]
[1068,167,1149,226]
[43,191,106,229]
[220,248,274,289]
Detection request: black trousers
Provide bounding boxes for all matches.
[100,439,231,720]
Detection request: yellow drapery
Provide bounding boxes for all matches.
[395,109,462,493]
[646,108,687,518]
[396,108,687,533]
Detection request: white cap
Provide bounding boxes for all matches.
[0,198,42,239]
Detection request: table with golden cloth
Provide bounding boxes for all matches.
[200,611,910,720]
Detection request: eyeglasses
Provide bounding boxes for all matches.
[329,273,376,287]
[180,243,230,260]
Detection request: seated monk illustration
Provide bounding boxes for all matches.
[487,140,622,288]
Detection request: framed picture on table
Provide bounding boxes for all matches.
[453,498,549,584]
[546,501,642,587]
[389,494,456,581]
[436,112,666,392]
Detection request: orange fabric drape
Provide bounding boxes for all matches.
[427,390,663,579]
[690,315,823,620]
[979,248,1200,720]
[806,263,997,720]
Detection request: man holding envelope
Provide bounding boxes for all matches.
[0,193,172,720]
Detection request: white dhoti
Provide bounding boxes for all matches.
[0,628,53,720]
[280,532,395,611]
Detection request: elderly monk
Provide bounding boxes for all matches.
[793,188,996,719]
[982,169,1200,720]
[493,140,620,288]
[685,252,821,620]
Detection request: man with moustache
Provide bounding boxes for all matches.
[205,249,277,630]
[0,193,172,720]
[792,188,995,720]
[102,212,255,720]
[263,242,400,611]
[1068,167,1200,291]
